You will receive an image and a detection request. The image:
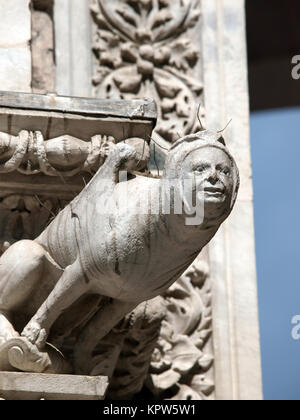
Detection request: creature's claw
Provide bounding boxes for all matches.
[21,321,48,350]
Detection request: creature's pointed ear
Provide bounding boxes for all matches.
[216,135,226,146]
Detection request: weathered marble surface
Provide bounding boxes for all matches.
[0,129,239,376]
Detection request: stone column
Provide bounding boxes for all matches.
[54,0,93,97]
[202,0,263,400]
[0,0,32,92]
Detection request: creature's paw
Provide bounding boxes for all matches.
[21,321,48,350]
[115,143,137,170]
[116,142,136,158]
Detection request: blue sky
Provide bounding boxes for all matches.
[250,107,300,400]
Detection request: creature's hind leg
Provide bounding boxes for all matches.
[0,240,47,344]
[73,299,138,375]
[0,311,18,345]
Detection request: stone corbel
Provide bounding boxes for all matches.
[0,91,156,251]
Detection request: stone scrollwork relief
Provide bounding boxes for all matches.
[91,0,203,143]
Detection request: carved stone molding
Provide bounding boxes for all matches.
[0,92,155,198]
[91,0,203,143]
[0,131,116,177]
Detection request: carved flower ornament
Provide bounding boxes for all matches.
[91,0,202,143]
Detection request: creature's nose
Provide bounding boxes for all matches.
[207,170,219,185]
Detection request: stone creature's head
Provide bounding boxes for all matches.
[163,130,240,227]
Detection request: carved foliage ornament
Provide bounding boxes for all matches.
[91,0,202,143]
[148,258,214,400]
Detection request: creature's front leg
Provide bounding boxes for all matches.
[22,260,89,349]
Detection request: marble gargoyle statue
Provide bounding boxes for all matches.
[0,130,239,375]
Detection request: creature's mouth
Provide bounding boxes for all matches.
[204,186,225,195]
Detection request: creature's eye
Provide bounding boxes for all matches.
[217,165,230,175]
[195,164,209,173]
[221,167,230,175]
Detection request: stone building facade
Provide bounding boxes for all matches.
[0,0,262,400]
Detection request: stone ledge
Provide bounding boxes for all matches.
[0,372,109,400]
